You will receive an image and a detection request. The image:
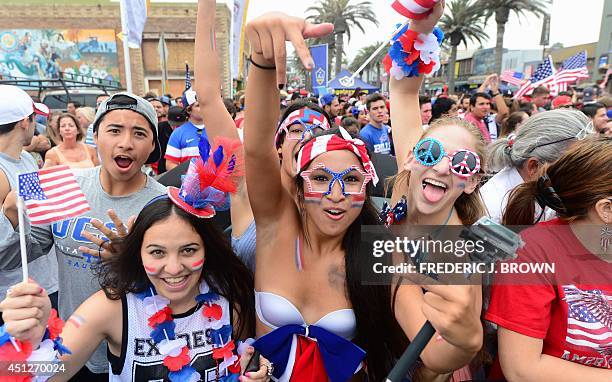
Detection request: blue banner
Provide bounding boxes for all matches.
[310,44,328,95]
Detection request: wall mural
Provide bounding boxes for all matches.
[0,29,119,82]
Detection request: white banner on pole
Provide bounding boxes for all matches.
[231,0,249,79]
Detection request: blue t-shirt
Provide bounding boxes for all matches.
[164,121,208,164]
[360,123,391,155]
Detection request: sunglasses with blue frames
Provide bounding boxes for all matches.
[413,138,481,178]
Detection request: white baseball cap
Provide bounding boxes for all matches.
[0,85,50,125]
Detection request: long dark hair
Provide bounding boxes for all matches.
[97,197,255,338]
[295,128,408,381]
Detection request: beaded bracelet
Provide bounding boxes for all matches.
[383,23,444,80]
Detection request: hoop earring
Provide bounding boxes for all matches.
[601,219,612,253]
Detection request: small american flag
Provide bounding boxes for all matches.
[500,70,525,86]
[185,62,191,91]
[563,285,612,355]
[556,51,589,84]
[18,165,90,225]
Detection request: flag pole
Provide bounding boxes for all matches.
[349,20,410,82]
[120,0,133,93]
[16,196,28,282]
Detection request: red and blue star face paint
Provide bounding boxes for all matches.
[300,164,370,207]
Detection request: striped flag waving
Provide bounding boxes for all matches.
[18,165,90,225]
[557,50,589,83]
[500,70,525,86]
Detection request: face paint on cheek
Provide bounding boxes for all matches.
[350,193,366,208]
[144,264,161,276]
[189,258,205,271]
[304,192,324,204]
[457,183,466,190]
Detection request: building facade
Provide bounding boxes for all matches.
[0,1,233,98]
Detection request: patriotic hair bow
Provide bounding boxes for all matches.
[168,135,243,218]
[296,127,379,186]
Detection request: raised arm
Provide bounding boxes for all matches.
[243,14,332,223]
[194,0,240,141]
[389,2,444,169]
[194,0,253,235]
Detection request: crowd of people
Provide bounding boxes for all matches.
[0,0,610,381]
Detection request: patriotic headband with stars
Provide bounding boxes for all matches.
[296,127,379,187]
[392,0,440,20]
[275,108,332,148]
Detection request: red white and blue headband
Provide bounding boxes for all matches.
[296,127,379,187]
[274,108,332,148]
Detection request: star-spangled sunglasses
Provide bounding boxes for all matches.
[413,137,481,178]
[300,164,371,196]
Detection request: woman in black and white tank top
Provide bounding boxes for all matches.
[1,196,270,382]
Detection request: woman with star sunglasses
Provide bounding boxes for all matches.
[243,10,422,381]
[243,4,483,381]
[192,0,333,273]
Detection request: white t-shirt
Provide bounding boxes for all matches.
[481,166,555,223]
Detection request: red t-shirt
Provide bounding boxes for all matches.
[486,219,611,370]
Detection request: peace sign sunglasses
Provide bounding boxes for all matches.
[413,137,481,178]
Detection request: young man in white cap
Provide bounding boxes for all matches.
[164,88,209,171]
[0,92,166,381]
[0,85,57,324]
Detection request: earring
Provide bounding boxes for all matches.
[601,219,612,253]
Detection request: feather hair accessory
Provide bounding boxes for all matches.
[168,135,244,218]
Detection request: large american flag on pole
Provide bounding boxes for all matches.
[18,165,90,225]
[514,56,559,99]
[562,285,612,357]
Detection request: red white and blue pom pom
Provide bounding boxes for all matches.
[392,0,440,20]
[383,23,444,80]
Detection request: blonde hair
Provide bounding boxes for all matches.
[76,106,95,126]
[391,117,487,225]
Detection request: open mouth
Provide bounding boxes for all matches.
[324,208,346,221]
[161,274,191,290]
[421,178,448,203]
[114,155,134,170]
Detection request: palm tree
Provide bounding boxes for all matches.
[307,0,378,76]
[349,42,385,85]
[439,0,487,94]
[477,0,549,74]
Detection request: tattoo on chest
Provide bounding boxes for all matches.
[327,264,347,294]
